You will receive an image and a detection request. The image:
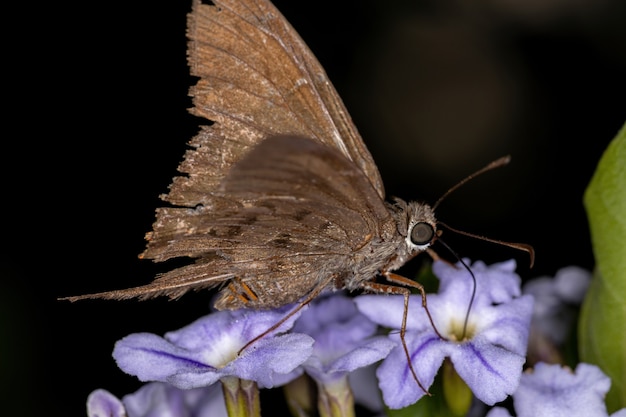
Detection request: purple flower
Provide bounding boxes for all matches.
[87,382,227,417]
[486,362,626,417]
[348,364,385,413]
[287,294,394,416]
[113,305,314,389]
[123,382,226,417]
[486,407,514,417]
[355,259,533,409]
[293,294,396,385]
[524,266,591,345]
[87,389,126,417]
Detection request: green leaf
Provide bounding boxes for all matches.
[580,121,626,412]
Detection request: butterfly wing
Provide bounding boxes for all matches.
[165,0,384,210]
[62,0,392,305]
[66,137,394,307]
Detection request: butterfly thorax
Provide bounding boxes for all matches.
[341,198,437,291]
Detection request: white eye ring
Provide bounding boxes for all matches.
[407,221,434,250]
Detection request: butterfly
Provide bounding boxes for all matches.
[65,0,441,306]
[62,0,532,387]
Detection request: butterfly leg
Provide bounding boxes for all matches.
[237,274,337,355]
[382,272,445,340]
[226,278,260,305]
[360,279,433,396]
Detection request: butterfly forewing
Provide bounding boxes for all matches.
[164,0,384,210]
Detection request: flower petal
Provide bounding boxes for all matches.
[295,294,379,355]
[434,259,521,305]
[485,407,514,417]
[478,295,534,356]
[114,333,219,388]
[376,332,446,409]
[451,339,526,405]
[354,294,429,332]
[552,266,591,303]
[320,337,395,378]
[113,307,314,389]
[513,363,615,417]
[228,333,313,388]
[87,389,126,417]
[348,365,385,412]
[447,296,532,405]
[122,382,227,417]
[523,266,590,347]
[293,294,395,384]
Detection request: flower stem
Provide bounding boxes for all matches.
[317,376,355,417]
[221,376,261,417]
[442,359,472,416]
[284,374,316,417]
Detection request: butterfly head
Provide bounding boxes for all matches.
[388,198,439,264]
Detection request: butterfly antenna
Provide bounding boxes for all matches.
[432,156,511,211]
[439,221,535,268]
[436,239,476,339]
[431,156,534,335]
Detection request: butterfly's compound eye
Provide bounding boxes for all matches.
[410,222,434,246]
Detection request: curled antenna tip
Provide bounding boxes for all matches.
[493,155,511,166]
[524,244,535,268]
[433,155,512,210]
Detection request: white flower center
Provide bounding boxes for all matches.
[203,333,244,368]
[447,318,477,342]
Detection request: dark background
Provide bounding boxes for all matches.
[5,0,626,415]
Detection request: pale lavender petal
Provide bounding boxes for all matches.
[376,332,447,409]
[485,407,514,417]
[514,363,614,417]
[294,294,395,384]
[450,339,526,405]
[113,333,221,388]
[303,339,394,384]
[477,296,534,356]
[225,333,311,388]
[123,382,189,417]
[87,389,126,417]
[446,295,532,404]
[349,365,384,412]
[353,294,430,332]
[524,266,589,347]
[294,294,379,355]
[113,307,314,389]
[122,382,227,417]
[552,266,591,304]
[164,305,303,351]
[523,277,560,316]
[434,259,521,305]
[322,337,395,376]
[523,282,570,346]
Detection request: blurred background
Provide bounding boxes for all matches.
[5,0,626,415]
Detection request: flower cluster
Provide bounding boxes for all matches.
[523,266,591,364]
[85,260,625,417]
